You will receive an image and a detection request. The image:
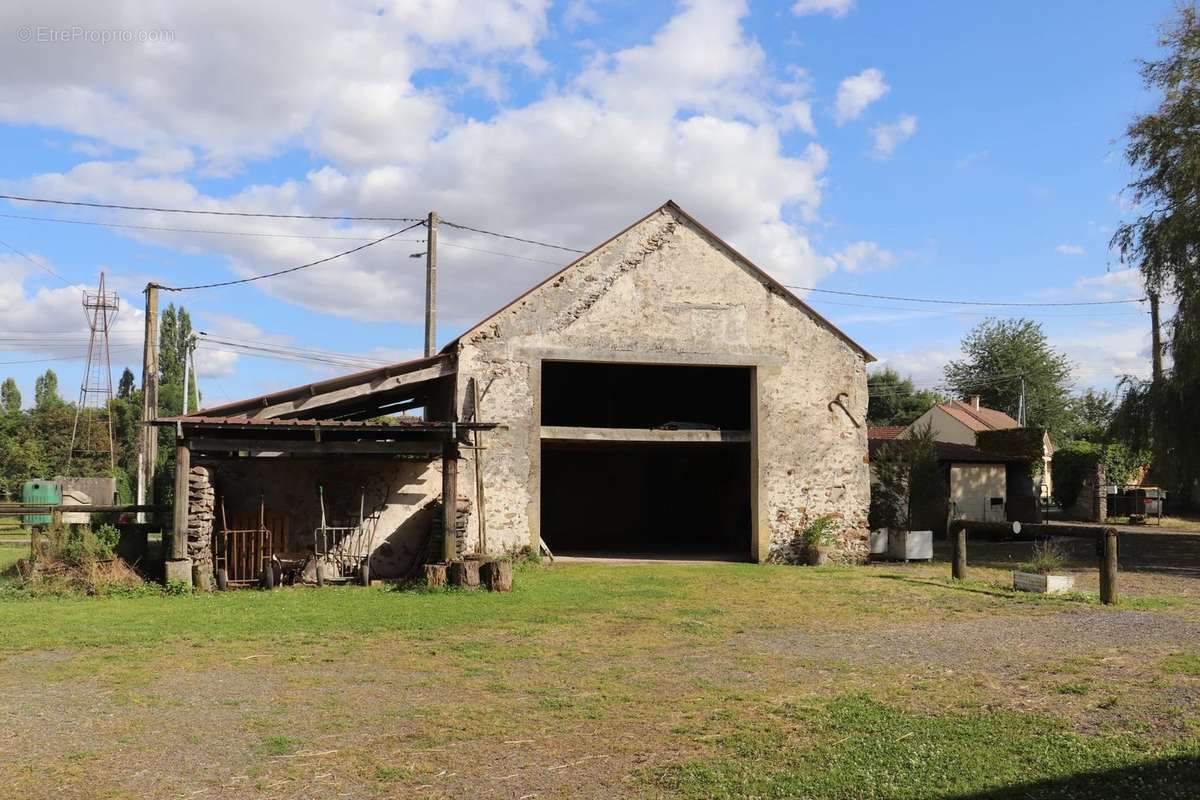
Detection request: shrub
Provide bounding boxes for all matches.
[1051,441,1149,509]
[1020,539,1068,575]
[870,423,947,532]
[800,515,838,551]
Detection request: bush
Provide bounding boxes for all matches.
[1020,539,1068,575]
[800,515,838,550]
[870,423,947,531]
[1051,441,1149,509]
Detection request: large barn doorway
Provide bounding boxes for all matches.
[539,361,753,560]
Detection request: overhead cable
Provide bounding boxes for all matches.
[157,220,425,291]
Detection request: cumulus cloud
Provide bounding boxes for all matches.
[835,68,888,124]
[0,256,145,381]
[870,114,917,158]
[4,0,840,330]
[1055,243,1085,256]
[1073,268,1145,300]
[792,0,854,17]
[833,241,894,272]
[0,1,550,172]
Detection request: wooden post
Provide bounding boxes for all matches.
[172,441,189,561]
[952,525,967,580]
[441,438,458,562]
[1100,528,1119,605]
[472,379,488,555]
[1150,292,1163,382]
[137,283,159,523]
[424,211,437,358]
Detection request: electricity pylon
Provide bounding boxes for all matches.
[68,271,119,474]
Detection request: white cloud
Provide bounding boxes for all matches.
[870,114,917,158]
[0,1,550,172]
[0,256,145,393]
[5,0,839,329]
[792,0,854,17]
[835,68,888,124]
[563,0,600,28]
[1073,268,1145,300]
[833,241,894,272]
[1055,243,1085,256]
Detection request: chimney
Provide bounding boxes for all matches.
[969,395,981,410]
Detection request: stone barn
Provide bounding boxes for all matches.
[163,201,873,584]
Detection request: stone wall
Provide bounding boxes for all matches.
[452,205,871,562]
[186,466,214,569]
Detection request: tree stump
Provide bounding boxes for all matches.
[424,563,447,588]
[448,559,481,590]
[480,560,513,592]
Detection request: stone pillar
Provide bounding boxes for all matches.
[1091,462,1107,523]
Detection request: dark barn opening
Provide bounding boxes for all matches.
[539,361,753,560]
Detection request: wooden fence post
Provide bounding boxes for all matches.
[952,525,967,580]
[1100,528,1118,605]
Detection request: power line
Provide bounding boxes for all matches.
[789,284,1147,307]
[0,211,417,242]
[0,193,422,223]
[440,238,566,266]
[0,236,72,285]
[440,219,586,254]
[158,220,425,291]
[808,299,1148,319]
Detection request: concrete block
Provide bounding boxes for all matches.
[165,558,193,587]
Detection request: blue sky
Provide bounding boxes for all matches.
[0,0,1173,408]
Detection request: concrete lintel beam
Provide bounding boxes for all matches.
[540,426,750,444]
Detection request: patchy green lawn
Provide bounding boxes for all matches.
[0,562,1197,799]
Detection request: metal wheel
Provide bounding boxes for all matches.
[215,567,228,591]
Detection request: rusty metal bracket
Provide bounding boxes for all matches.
[828,392,861,428]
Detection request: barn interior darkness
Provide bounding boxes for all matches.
[540,361,752,559]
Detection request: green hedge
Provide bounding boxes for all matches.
[1051,441,1148,510]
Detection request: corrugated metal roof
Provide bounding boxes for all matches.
[154,416,497,431]
[186,352,452,420]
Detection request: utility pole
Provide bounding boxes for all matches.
[137,283,160,522]
[181,334,195,415]
[1017,374,1026,428]
[1150,291,1163,382]
[424,211,438,358]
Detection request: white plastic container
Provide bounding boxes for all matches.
[887,530,933,561]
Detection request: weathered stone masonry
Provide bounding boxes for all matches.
[447,203,872,562]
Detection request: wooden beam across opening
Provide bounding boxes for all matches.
[186,438,443,456]
[539,426,751,444]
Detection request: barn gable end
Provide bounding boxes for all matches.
[450,202,873,563]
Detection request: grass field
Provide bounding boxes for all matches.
[0,558,1197,799]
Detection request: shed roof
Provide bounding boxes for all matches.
[440,200,874,362]
[181,353,454,422]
